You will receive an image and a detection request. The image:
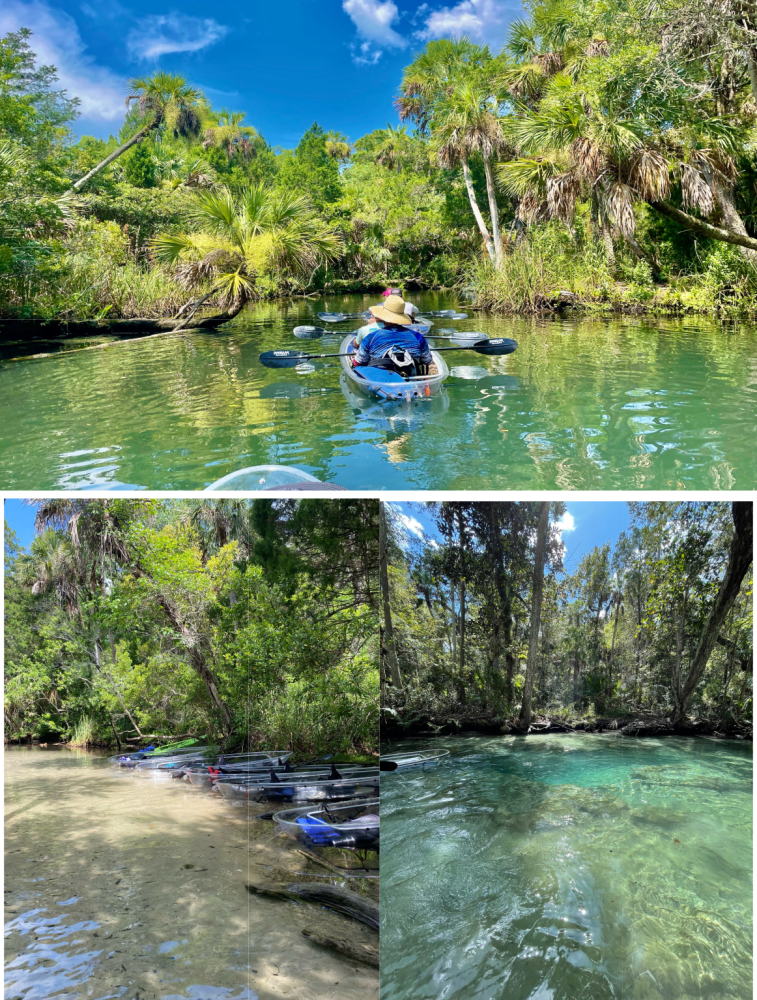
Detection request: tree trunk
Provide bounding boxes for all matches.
[749,49,757,103]
[609,599,620,696]
[483,155,503,267]
[671,502,753,725]
[624,234,662,279]
[601,218,616,268]
[69,117,161,192]
[450,581,457,666]
[712,176,757,261]
[519,502,549,727]
[650,200,757,253]
[461,157,496,263]
[459,581,466,678]
[379,503,402,688]
[189,648,234,735]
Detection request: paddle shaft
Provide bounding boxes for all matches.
[266,341,510,363]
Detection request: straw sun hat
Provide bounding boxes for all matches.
[369,294,412,326]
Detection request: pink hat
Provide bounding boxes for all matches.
[382,287,401,297]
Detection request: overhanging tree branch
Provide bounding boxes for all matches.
[650,200,757,252]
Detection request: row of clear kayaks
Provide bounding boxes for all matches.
[109,743,379,852]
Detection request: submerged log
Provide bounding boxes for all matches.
[0,308,240,342]
[246,881,379,930]
[302,930,379,968]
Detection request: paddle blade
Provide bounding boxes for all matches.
[380,760,399,771]
[260,350,311,368]
[293,326,326,339]
[474,337,518,355]
[317,312,346,323]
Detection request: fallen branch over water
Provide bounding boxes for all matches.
[246,881,379,929]
[302,930,379,968]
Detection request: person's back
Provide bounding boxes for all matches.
[352,295,432,376]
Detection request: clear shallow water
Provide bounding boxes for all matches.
[380,735,752,1000]
[4,748,378,1000]
[0,295,755,489]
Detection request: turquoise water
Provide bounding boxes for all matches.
[380,735,753,1000]
[0,296,755,489]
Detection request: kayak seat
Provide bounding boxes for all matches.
[353,366,406,384]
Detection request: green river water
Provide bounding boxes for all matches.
[380,735,752,1000]
[0,295,755,490]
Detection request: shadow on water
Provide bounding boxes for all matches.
[0,294,755,489]
[4,748,378,1000]
[380,735,752,1000]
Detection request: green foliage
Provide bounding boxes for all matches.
[4,500,379,756]
[123,138,155,188]
[276,122,341,210]
[384,501,752,725]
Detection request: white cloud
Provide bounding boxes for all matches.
[0,0,126,120]
[417,0,514,45]
[127,13,228,61]
[343,0,407,64]
[555,512,576,535]
[399,513,425,539]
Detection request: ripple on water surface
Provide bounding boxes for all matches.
[0,296,755,489]
[380,735,753,1000]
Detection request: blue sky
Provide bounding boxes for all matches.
[393,501,632,575]
[4,499,37,551]
[2,0,521,147]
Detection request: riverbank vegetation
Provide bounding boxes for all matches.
[381,501,753,738]
[4,498,379,757]
[4,0,757,324]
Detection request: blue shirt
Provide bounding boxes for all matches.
[354,325,433,367]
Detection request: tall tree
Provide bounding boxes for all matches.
[520,502,550,727]
[671,501,753,724]
[380,503,402,688]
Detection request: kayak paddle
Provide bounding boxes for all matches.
[317,309,468,323]
[294,325,489,345]
[259,338,517,368]
[379,760,399,771]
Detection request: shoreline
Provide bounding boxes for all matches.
[382,712,753,742]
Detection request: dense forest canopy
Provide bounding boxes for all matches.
[381,501,753,734]
[4,0,757,320]
[4,498,379,757]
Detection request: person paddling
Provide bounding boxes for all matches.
[351,294,432,377]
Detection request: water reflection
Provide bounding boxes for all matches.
[0,294,755,489]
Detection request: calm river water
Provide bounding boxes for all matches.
[4,748,378,1000]
[380,735,753,1000]
[0,295,755,490]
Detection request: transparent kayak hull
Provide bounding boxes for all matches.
[154,751,292,779]
[204,466,323,491]
[339,335,449,402]
[381,749,450,770]
[215,774,379,803]
[274,798,379,850]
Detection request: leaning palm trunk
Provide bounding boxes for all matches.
[483,155,503,267]
[712,176,757,262]
[68,117,161,192]
[462,158,496,263]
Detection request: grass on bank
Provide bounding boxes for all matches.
[468,220,757,317]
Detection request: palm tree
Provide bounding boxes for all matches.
[372,124,411,173]
[18,529,80,615]
[151,185,344,314]
[431,81,507,266]
[325,131,352,164]
[69,72,203,192]
[202,108,258,161]
[396,37,491,129]
[179,499,254,560]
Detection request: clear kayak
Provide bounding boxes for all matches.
[204,466,347,492]
[147,751,292,777]
[380,749,450,770]
[274,798,379,850]
[186,762,366,788]
[215,769,379,803]
[339,335,449,402]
